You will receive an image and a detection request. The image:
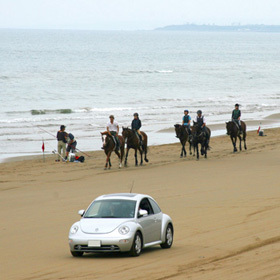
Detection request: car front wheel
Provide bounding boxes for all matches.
[71,251,84,257]
[129,232,142,257]
[160,224,173,249]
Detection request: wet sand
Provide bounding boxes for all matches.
[1,128,280,280]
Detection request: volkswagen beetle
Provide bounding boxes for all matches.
[68,193,174,257]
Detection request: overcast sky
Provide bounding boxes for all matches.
[0,0,279,30]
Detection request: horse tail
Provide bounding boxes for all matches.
[241,121,247,138]
[141,132,149,162]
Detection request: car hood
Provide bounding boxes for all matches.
[80,218,128,234]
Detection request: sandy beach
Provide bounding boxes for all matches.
[1,128,280,280]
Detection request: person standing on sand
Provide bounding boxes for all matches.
[56,125,67,162]
[131,113,143,146]
[182,109,191,134]
[232,103,242,134]
[65,133,77,160]
[106,115,120,151]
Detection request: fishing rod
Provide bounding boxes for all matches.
[27,121,91,157]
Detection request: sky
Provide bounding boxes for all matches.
[0,0,279,30]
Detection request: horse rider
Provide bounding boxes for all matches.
[131,113,143,146]
[182,109,191,134]
[107,115,120,151]
[232,103,242,134]
[195,110,210,145]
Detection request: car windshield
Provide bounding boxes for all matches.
[84,199,136,219]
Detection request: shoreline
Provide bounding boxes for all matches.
[2,126,279,166]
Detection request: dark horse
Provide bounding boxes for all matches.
[101,132,124,170]
[190,122,211,160]
[226,121,247,152]
[174,124,193,158]
[122,127,149,166]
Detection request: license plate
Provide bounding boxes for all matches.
[88,240,101,247]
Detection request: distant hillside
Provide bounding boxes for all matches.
[155,24,280,32]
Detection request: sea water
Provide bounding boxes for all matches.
[1,29,280,161]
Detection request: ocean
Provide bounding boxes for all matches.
[1,29,280,161]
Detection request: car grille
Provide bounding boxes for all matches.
[74,245,120,252]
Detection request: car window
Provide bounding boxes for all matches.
[84,199,136,218]
[139,198,154,215]
[148,198,161,214]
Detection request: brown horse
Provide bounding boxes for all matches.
[101,132,124,170]
[122,127,149,166]
[174,124,193,158]
[226,121,247,152]
[190,122,211,160]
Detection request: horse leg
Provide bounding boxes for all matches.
[231,136,237,152]
[120,145,124,167]
[134,149,138,166]
[196,144,199,160]
[244,135,247,150]
[124,148,130,167]
[115,150,122,168]
[239,135,242,151]
[139,148,143,166]
[180,144,183,158]
[183,142,187,157]
[144,145,149,163]
[108,152,112,169]
[104,152,111,170]
[201,141,205,156]
[189,141,192,155]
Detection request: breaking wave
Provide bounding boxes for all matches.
[31,109,73,115]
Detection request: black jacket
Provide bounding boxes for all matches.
[131,119,142,130]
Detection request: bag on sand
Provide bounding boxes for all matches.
[75,156,85,163]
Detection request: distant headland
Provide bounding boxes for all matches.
[155,24,280,32]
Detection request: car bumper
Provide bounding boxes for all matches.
[69,234,134,253]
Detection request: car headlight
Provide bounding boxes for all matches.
[70,225,79,234]
[118,226,130,235]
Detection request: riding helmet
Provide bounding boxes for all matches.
[197,110,202,114]
[184,109,189,113]
[235,103,240,107]
[109,115,114,119]
[134,113,139,117]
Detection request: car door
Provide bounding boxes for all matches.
[148,198,163,241]
[138,198,157,244]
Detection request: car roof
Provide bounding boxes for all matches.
[95,193,152,202]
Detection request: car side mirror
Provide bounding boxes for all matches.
[138,209,148,218]
[78,210,85,217]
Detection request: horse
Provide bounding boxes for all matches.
[174,124,193,158]
[190,122,211,160]
[101,132,124,170]
[226,121,247,152]
[122,127,149,166]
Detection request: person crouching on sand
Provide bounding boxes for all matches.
[56,125,67,162]
[65,133,77,160]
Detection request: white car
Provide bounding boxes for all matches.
[68,193,174,257]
